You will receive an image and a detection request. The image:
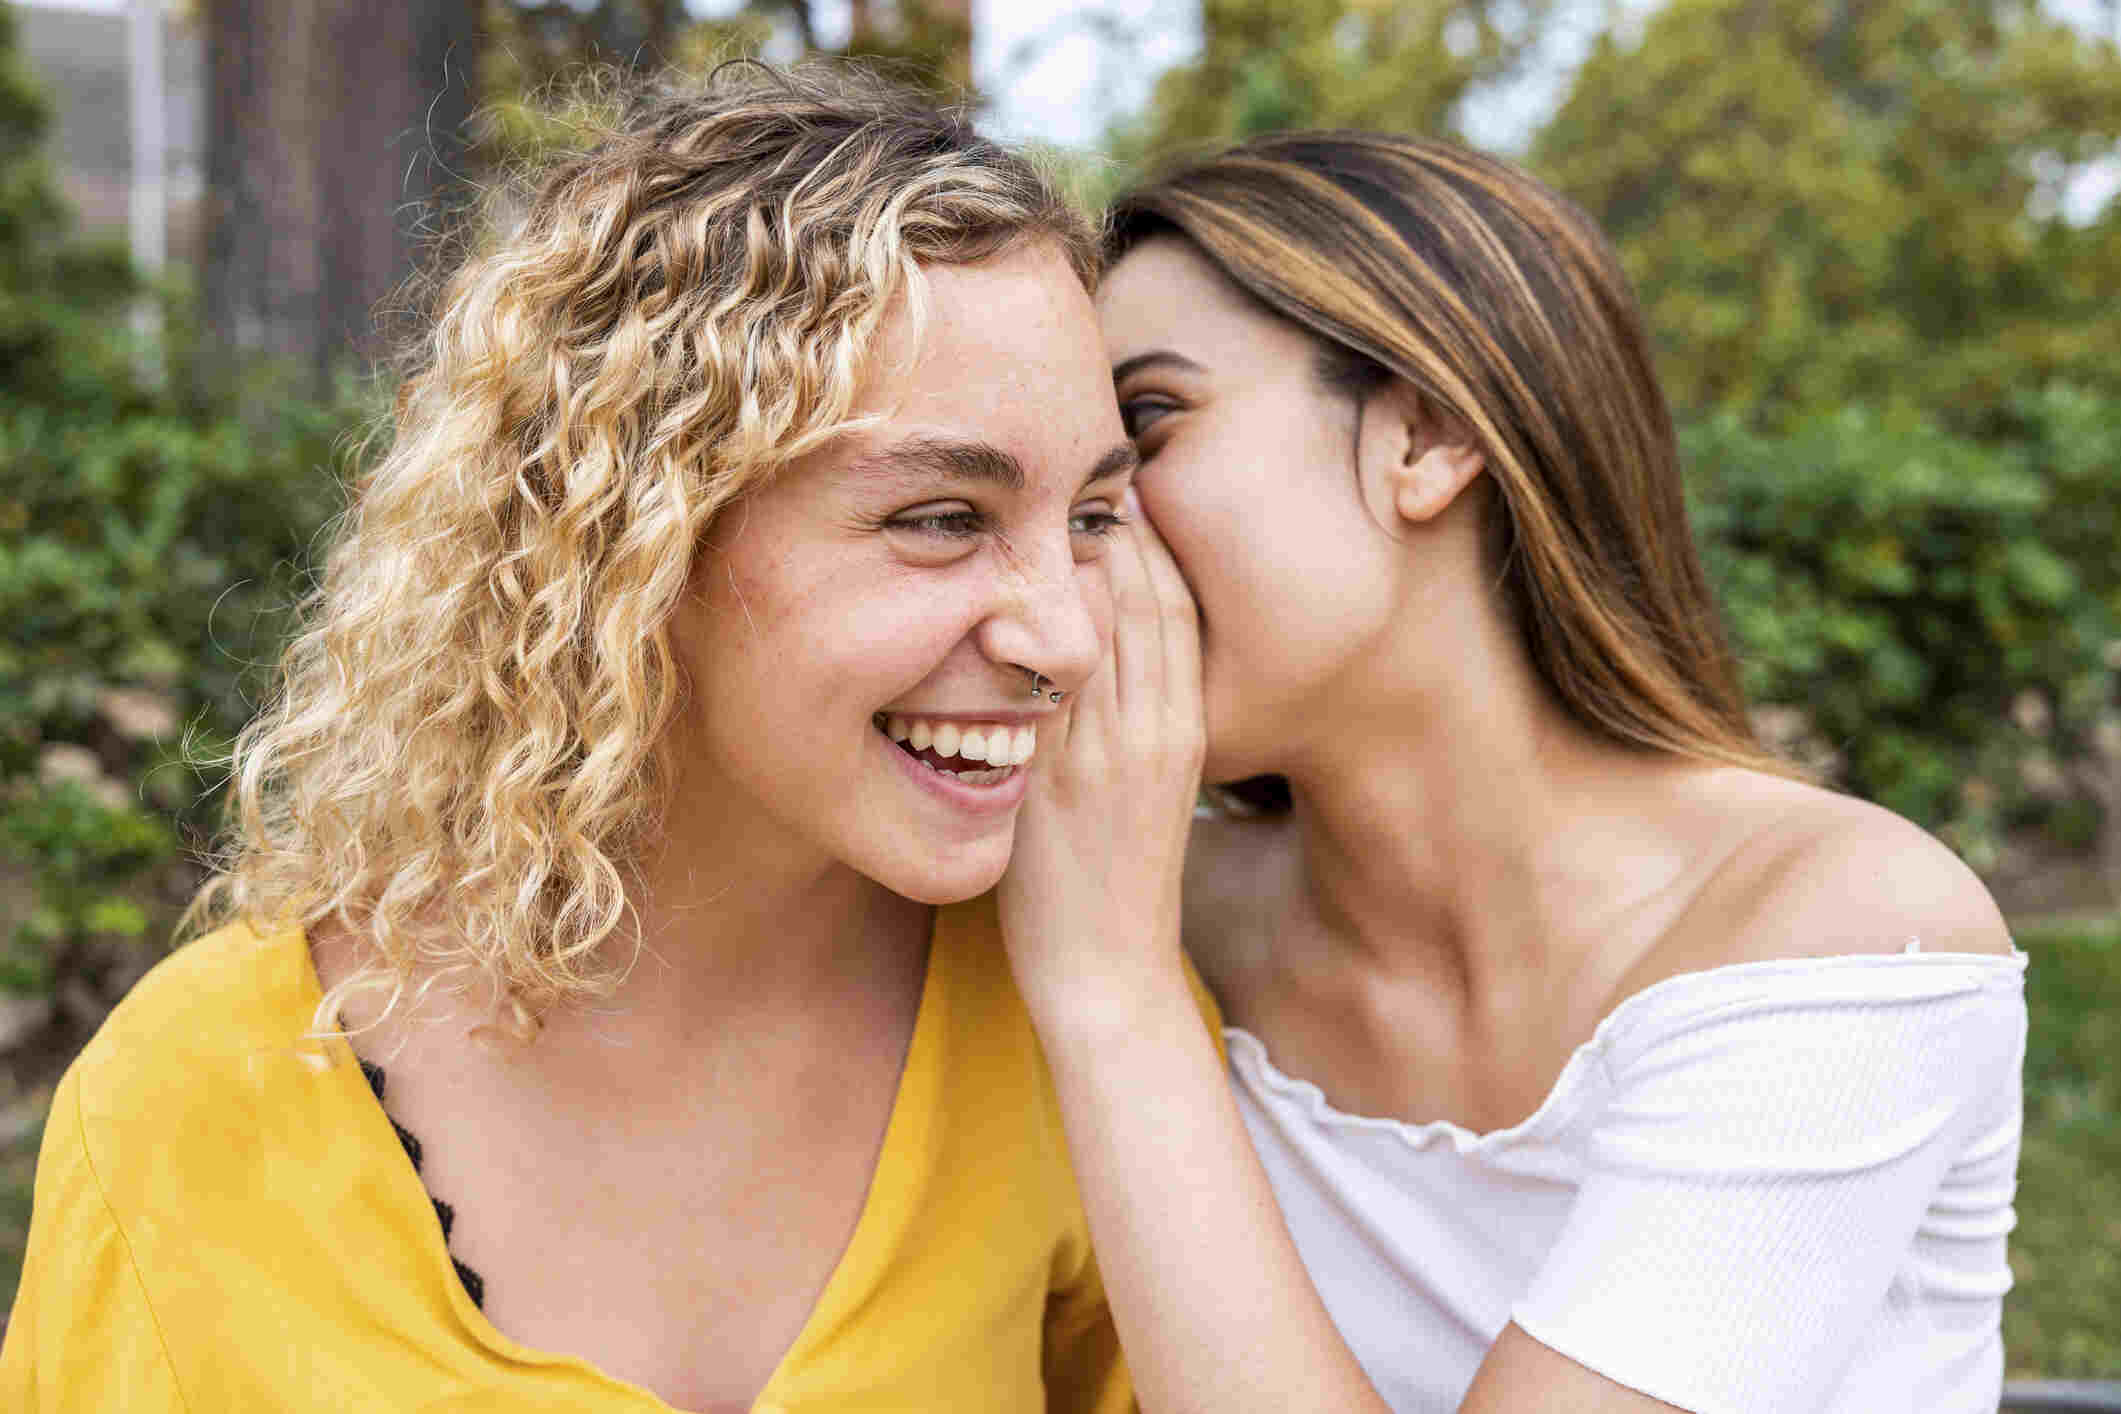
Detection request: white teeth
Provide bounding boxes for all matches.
[879,715,1037,768]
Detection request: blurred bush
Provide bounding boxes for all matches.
[0,3,354,1042]
[1687,390,2121,875]
[0,353,354,999]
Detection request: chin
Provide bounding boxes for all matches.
[875,834,1014,906]
[1201,709,1277,788]
[1203,667,1306,789]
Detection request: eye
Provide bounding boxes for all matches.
[886,505,986,539]
[1066,498,1128,563]
[1118,395,1179,444]
[1070,505,1127,539]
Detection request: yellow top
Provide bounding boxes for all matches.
[2,897,1216,1412]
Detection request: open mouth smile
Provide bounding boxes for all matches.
[873,713,1037,787]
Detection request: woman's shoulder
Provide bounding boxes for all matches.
[86,919,318,1066]
[61,919,328,1175]
[1624,772,2013,1003]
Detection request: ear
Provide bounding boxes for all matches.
[1356,383,1486,529]
[1393,442,1486,525]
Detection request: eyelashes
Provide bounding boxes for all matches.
[885,507,1129,540]
[889,509,986,539]
[1117,396,1178,441]
[1070,509,1129,538]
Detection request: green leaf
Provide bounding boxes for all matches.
[82,898,147,938]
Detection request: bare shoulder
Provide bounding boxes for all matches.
[1181,809,1290,1000]
[1634,773,2013,992]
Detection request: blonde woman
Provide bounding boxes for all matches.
[999,134,2025,1413]
[2,68,1184,1411]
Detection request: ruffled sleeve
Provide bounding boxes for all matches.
[1511,952,2026,1414]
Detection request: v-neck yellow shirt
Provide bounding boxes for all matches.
[3,896,1205,1411]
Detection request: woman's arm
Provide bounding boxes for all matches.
[1000,498,1387,1414]
[1027,959,1385,1414]
[1001,504,1700,1414]
[1462,1327,1688,1413]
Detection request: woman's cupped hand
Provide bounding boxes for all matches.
[998,488,1206,1025]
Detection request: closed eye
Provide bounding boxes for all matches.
[1118,396,1179,442]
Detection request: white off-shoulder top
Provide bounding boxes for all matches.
[1227,945,2028,1414]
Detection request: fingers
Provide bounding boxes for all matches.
[1047,489,1199,786]
[1124,490,1201,706]
[1105,488,1169,723]
[1050,513,1137,774]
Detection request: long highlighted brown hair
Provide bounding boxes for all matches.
[1108,132,1787,781]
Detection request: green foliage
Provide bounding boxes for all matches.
[0,786,167,992]
[0,5,355,997]
[0,355,354,983]
[481,0,976,174]
[0,1106,34,1313]
[2007,915,2121,1376]
[1112,0,1560,169]
[1687,392,2119,868]
[1534,0,2121,425]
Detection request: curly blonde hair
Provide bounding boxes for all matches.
[192,62,1098,1036]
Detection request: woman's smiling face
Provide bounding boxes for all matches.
[673,242,1135,904]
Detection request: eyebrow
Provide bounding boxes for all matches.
[848,435,1025,491]
[1111,350,1206,385]
[1085,442,1141,487]
[848,434,1137,494]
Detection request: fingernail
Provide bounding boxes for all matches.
[1123,486,1144,516]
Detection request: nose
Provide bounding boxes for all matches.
[975,531,1104,695]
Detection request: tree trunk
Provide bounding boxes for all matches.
[204,0,478,386]
[203,0,323,370]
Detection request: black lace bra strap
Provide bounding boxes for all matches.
[359,1059,488,1308]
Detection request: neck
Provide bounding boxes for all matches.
[558,785,931,1055]
[1275,591,1694,1002]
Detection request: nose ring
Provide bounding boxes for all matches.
[1026,670,1066,704]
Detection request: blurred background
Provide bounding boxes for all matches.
[1,0,2116,1376]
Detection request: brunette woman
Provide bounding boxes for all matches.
[1001,133,2023,1414]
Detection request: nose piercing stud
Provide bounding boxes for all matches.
[1027,670,1066,704]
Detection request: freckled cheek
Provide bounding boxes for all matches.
[797,585,959,688]
[690,554,918,711]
